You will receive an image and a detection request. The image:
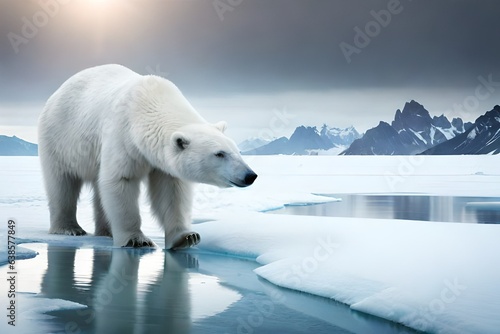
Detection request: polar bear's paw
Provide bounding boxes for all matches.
[172,232,200,250]
[123,235,156,248]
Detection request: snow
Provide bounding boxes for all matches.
[237,137,272,152]
[0,244,38,266]
[0,292,87,333]
[429,126,436,145]
[196,214,500,334]
[485,128,500,145]
[438,127,456,140]
[467,128,477,140]
[409,128,427,145]
[13,294,87,321]
[326,126,357,139]
[306,145,347,156]
[1,155,500,333]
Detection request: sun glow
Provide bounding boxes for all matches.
[63,0,138,35]
[86,0,117,9]
[67,0,130,21]
[56,0,137,56]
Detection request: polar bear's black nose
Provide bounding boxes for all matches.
[244,172,258,186]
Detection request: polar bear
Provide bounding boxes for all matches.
[38,64,257,249]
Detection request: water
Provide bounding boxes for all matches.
[267,194,500,224]
[7,195,497,334]
[3,243,419,334]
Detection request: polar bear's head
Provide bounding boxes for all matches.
[169,122,257,188]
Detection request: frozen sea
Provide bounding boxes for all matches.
[1,155,500,334]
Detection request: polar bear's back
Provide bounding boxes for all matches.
[38,65,142,179]
[43,64,139,120]
[40,64,140,128]
[38,64,207,181]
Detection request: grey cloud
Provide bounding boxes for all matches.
[0,0,499,103]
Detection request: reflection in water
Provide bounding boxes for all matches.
[8,244,421,334]
[39,248,240,334]
[466,202,500,224]
[268,195,500,224]
[140,251,192,334]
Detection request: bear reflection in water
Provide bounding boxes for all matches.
[41,247,197,333]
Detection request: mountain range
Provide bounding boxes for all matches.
[240,100,500,156]
[341,100,472,155]
[237,137,273,152]
[421,105,500,155]
[2,101,499,156]
[0,135,38,156]
[241,125,361,155]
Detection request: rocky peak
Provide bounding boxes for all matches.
[289,126,332,150]
[392,100,432,132]
[474,106,500,129]
[421,105,500,155]
[432,115,452,129]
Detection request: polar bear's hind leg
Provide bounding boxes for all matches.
[46,172,87,236]
[92,181,113,237]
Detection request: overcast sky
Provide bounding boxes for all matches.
[1,0,499,143]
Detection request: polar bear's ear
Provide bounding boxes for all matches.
[172,132,190,150]
[215,121,227,133]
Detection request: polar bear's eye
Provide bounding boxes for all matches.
[215,151,225,158]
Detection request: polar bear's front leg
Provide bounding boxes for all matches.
[148,169,199,250]
[99,171,155,248]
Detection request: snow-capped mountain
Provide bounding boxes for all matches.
[245,136,290,155]
[0,135,38,156]
[342,100,472,155]
[422,105,500,155]
[320,125,361,147]
[237,137,273,152]
[342,121,407,155]
[242,125,360,155]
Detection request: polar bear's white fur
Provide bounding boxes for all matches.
[38,64,257,249]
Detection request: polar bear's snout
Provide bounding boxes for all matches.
[244,171,258,186]
[230,169,257,188]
